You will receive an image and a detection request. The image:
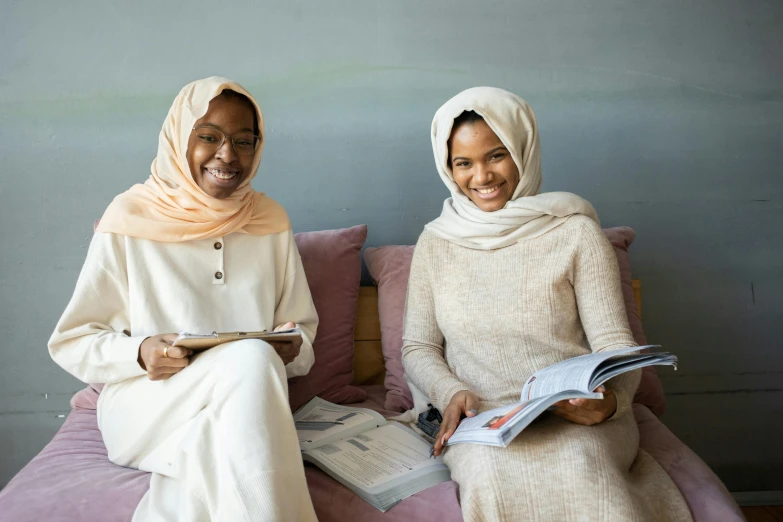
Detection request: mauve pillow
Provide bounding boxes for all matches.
[288,225,369,410]
[364,226,666,416]
[363,246,416,412]
[602,227,666,416]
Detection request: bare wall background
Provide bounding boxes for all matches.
[1,0,781,494]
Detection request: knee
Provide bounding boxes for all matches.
[210,339,286,383]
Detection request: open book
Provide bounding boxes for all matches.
[446,345,677,448]
[294,397,450,512]
[171,328,301,350]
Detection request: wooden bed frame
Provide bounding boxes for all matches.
[350,280,642,387]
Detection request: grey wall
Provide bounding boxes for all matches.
[1,0,781,494]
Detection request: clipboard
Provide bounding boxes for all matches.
[172,328,302,350]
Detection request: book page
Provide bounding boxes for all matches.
[447,400,542,445]
[447,390,597,447]
[519,346,650,401]
[302,423,447,494]
[294,397,386,451]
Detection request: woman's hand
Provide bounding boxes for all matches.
[553,385,616,425]
[138,334,193,381]
[268,322,302,365]
[431,390,480,457]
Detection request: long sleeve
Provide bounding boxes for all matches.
[573,218,640,417]
[274,231,318,378]
[48,233,148,384]
[401,237,471,411]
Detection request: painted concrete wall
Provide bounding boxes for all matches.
[1,0,781,493]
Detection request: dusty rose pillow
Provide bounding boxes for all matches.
[363,246,416,412]
[365,226,666,416]
[288,225,369,410]
[602,227,666,416]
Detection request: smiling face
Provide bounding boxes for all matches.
[448,116,520,212]
[186,94,258,199]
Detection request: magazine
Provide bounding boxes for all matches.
[446,345,677,447]
[294,397,450,512]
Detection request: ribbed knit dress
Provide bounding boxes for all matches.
[401,215,691,522]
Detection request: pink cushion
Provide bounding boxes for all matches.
[364,245,416,412]
[0,392,739,522]
[602,227,666,416]
[288,225,369,410]
[364,226,666,415]
[0,387,464,522]
[634,404,744,522]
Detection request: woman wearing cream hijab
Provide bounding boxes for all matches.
[402,87,692,521]
[49,77,318,521]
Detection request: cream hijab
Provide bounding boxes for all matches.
[96,77,289,242]
[425,87,598,250]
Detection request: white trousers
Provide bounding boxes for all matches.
[98,340,317,522]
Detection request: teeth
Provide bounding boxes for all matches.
[207,168,238,180]
[477,186,499,194]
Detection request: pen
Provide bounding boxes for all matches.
[428,447,435,459]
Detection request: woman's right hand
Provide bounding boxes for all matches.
[432,390,480,457]
[138,334,193,381]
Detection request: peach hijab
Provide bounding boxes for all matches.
[96,77,289,242]
[425,87,599,250]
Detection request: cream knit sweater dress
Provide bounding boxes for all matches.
[402,215,691,522]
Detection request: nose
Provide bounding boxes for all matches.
[215,138,238,163]
[474,162,492,184]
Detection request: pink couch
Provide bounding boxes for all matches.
[0,226,745,521]
[0,385,744,521]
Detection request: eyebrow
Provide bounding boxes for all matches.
[199,123,257,134]
[452,146,508,163]
[485,146,508,156]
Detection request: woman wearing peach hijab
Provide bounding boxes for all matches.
[49,77,318,521]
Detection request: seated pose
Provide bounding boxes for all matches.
[49,77,318,521]
[401,87,691,521]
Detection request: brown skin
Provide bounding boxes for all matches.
[431,119,618,455]
[186,95,256,199]
[137,96,300,379]
[431,387,617,457]
[449,119,520,212]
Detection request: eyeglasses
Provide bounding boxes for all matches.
[192,125,261,156]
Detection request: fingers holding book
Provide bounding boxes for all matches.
[432,390,480,457]
[269,321,303,365]
[553,385,617,426]
[138,333,193,381]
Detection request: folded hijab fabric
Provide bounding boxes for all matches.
[96,76,289,242]
[425,86,599,250]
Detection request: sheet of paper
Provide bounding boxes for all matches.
[294,397,385,451]
[305,423,445,491]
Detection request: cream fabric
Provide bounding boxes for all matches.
[96,76,289,242]
[402,217,691,521]
[425,87,599,250]
[49,230,317,383]
[99,340,317,522]
[49,230,318,520]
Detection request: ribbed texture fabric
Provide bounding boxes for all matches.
[401,215,691,521]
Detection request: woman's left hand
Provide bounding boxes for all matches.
[268,321,302,365]
[553,386,617,425]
